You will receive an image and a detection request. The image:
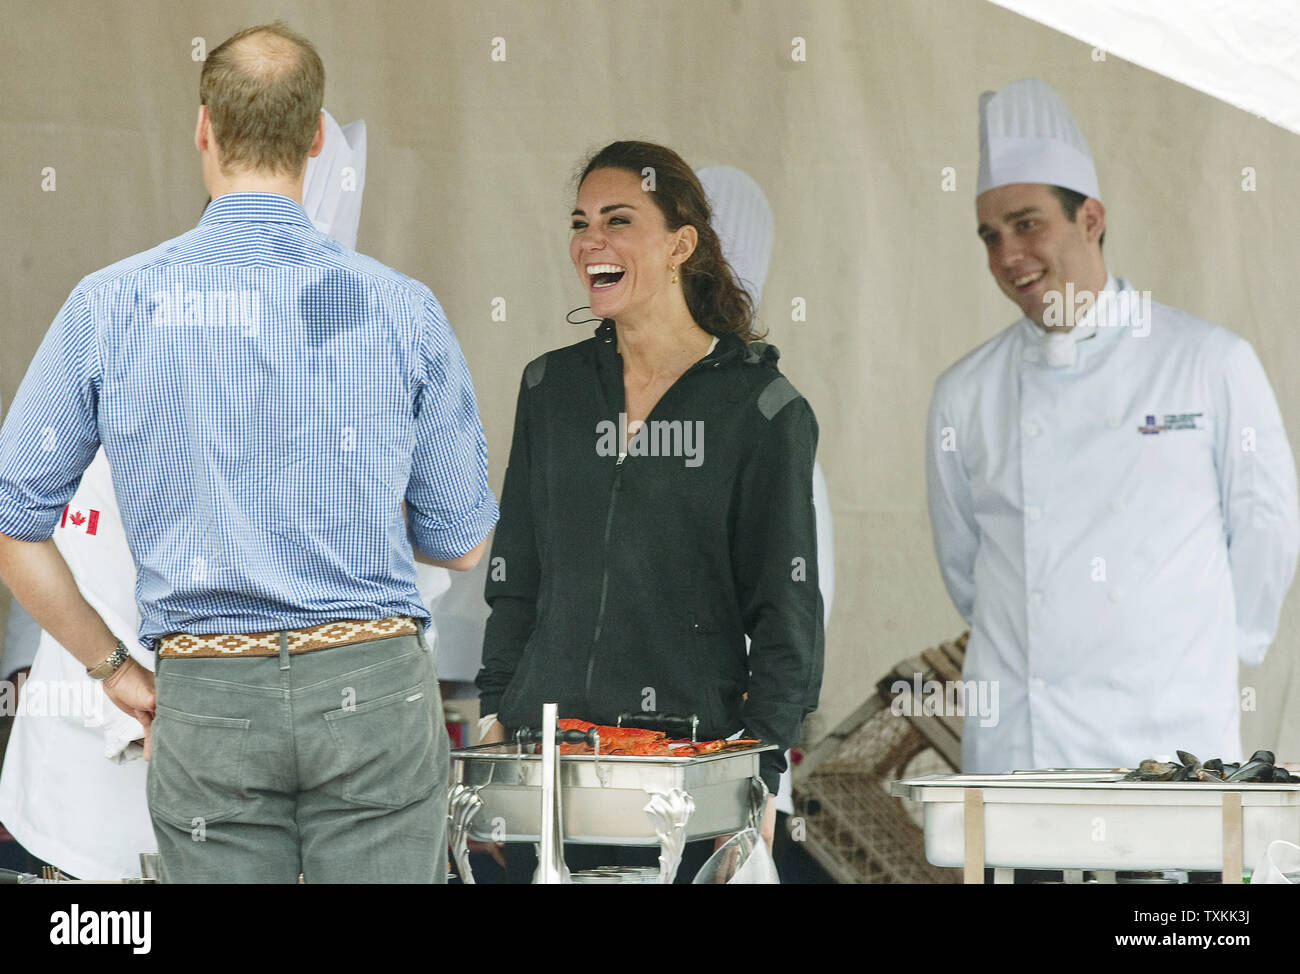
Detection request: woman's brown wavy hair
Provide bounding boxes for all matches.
[576,141,765,342]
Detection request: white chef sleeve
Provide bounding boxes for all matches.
[926,379,979,624]
[812,461,834,627]
[1216,338,1300,666]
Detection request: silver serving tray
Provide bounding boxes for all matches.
[891,772,1300,871]
[450,742,777,845]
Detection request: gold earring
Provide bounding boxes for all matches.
[670,263,678,285]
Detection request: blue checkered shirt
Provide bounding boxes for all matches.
[0,193,498,647]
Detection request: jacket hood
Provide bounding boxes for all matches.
[594,319,779,368]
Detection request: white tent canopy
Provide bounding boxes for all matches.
[989,0,1300,135]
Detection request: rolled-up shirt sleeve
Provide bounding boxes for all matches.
[0,287,101,541]
[405,290,499,560]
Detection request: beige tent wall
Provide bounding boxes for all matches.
[3,0,1298,759]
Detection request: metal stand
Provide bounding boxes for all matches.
[448,784,484,885]
[747,775,770,831]
[643,789,696,883]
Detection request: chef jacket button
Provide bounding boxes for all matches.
[1106,416,1121,429]
[1026,505,1042,521]
[1109,589,1123,604]
[1021,419,1040,437]
[1109,499,1124,513]
[1109,678,1123,690]
[1031,590,1044,607]
[1030,677,1046,691]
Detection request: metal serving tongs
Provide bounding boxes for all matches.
[510,714,596,879]
[536,703,570,884]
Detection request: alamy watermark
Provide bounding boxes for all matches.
[148,285,261,337]
[1042,284,1152,337]
[0,673,104,726]
[49,905,151,954]
[596,413,704,468]
[888,673,999,728]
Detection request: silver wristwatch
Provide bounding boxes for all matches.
[87,640,131,680]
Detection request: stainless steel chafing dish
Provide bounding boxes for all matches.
[890,770,1300,881]
[448,731,775,883]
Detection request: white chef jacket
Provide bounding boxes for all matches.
[0,449,157,879]
[927,276,1299,773]
[429,555,489,683]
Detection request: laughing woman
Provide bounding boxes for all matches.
[475,141,824,880]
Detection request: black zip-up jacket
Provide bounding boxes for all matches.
[477,320,824,792]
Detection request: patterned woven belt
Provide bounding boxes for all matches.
[156,616,419,659]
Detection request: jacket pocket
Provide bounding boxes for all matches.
[323,682,436,809]
[688,611,731,736]
[147,704,251,830]
[498,632,544,723]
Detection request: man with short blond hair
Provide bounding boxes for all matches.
[0,22,497,883]
[198,22,325,176]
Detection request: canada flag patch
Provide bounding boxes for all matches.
[59,505,100,535]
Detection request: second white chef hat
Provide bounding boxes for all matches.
[302,109,367,249]
[696,165,775,306]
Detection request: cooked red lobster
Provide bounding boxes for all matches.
[556,718,760,756]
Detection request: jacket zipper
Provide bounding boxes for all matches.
[581,339,725,712]
[585,450,626,708]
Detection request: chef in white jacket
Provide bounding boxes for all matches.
[0,451,155,878]
[926,79,1300,773]
[0,110,438,879]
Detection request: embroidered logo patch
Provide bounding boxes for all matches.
[1138,413,1204,435]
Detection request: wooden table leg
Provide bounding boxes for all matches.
[963,789,984,884]
[1222,792,1242,884]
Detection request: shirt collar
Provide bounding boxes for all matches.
[1018,274,1137,364]
[1075,274,1137,335]
[198,192,317,230]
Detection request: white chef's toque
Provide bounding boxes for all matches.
[695,165,775,306]
[977,79,1099,200]
[303,109,367,249]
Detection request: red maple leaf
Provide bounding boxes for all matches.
[68,510,86,527]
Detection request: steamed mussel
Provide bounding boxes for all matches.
[1122,748,1300,783]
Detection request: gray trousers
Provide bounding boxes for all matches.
[147,630,448,883]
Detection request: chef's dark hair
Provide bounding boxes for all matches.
[576,141,764,342]
[1050,186,1106,250]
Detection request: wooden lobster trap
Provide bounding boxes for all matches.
[789,633,969,884]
